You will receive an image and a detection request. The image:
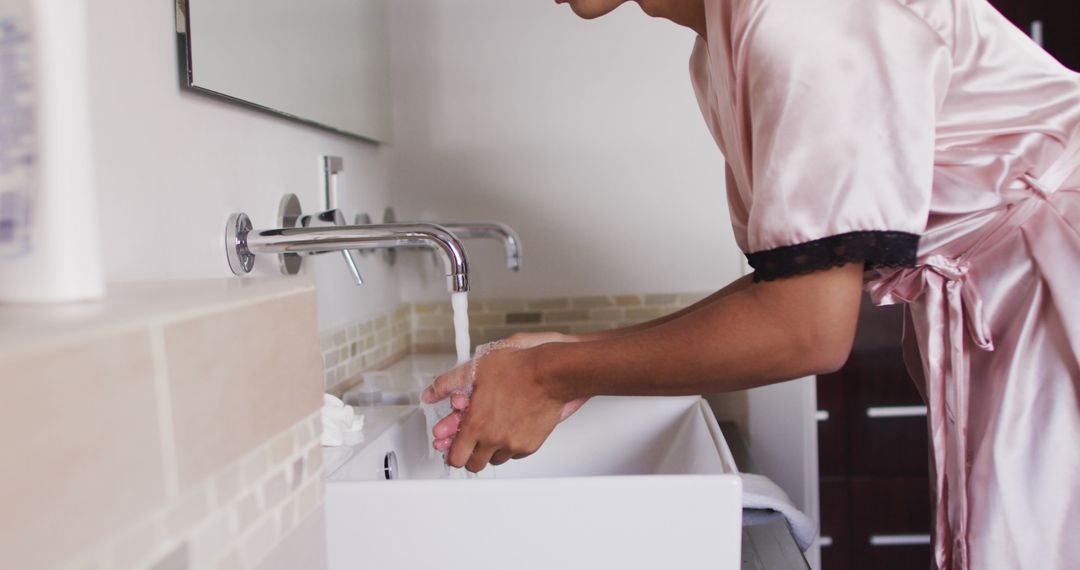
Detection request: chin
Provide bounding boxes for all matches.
[560,0,631,19]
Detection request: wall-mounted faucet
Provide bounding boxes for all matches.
[225,203,469,293]
[438,222,522,272]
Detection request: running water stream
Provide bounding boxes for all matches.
[418,291,477,477]
[451,292,471,365]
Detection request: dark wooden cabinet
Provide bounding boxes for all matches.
[817,298,932,569]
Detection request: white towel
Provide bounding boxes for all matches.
[740,472,818,551]
[321,394,364,447]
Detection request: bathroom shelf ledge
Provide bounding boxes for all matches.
[0,276,315,357]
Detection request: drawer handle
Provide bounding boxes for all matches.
[866,405,927,418]
[870,534,931,546]
[816,410,830,422]
[1030,20,1044,47]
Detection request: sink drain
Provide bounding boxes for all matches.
[384,451,398,480]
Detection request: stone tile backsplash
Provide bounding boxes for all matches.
[317,291,747,436]
[0,280,324,570]
[318,292,712,390]
[61,414,323,570]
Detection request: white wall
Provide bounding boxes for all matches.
[387,0,743,301]
[87,0,399,330]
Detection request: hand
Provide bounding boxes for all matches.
[422,345,571,472]
[422,334,590,457]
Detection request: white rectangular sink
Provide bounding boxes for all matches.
[324,396,743,570]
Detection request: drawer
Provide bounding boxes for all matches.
[819,478,851,570]
[816,369,848,477]
[849,478,932,570]
[843,348,929,477]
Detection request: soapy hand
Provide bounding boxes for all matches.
[422,344,567,472]
[423,334,589,459]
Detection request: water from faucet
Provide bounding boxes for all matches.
[451,292,471,365]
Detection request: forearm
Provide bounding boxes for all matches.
[535,265,862,400]
[573,274,755,341]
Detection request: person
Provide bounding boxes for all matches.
[422,0,1080,568]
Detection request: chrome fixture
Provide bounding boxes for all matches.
[225,206,469,293]
[383,451,398,481]
[439,222,522,271]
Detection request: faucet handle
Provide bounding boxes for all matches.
[300,209,364,286]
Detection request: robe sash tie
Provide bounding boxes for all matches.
[865,135,1079,570]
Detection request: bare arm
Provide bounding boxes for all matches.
[433,264,865,471]
[571,273,755,341]
[538,264,862,399]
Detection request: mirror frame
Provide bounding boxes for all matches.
[173,0,385,143]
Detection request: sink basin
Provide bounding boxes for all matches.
[324,396,743,570]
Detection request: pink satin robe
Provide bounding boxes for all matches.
[689,0,1080,568]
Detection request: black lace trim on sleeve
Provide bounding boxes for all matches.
[747,231,919,282]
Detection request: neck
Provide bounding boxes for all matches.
[644,0,707,39]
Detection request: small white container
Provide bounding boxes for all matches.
[0,0,103,303]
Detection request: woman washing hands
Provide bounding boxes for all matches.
[426,0,1079,568]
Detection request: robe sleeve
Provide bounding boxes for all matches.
[740,0,951,281]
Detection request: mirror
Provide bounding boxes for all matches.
[175,0,392,142]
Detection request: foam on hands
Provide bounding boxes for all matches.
[422,292,522,477]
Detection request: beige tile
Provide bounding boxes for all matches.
[643,294,679,306]
[190,513,232,569]
[571,296,614,309]
[467,313,505,326]
[243,517,277,568]
[262,472,289,511]
[505,312,542,325]
[676,292,710,305]
[542,310,589,323]
[625,307,667,322]
[164,292,322,491]
[480,299,527,312]
[164,487,210,535]
[588,307,624,322]
[268,431,296,465]
[240,449,269,487]
[0,330,167,570]
[304,444,322,479]
[527,297,570,310]
[214,465,241,506]
[613,294,643,306]
[416,314,452,329]
[295,478,323,520]
[290,458,304,491]
[234,493,260,533]
[412,302,444,315]
[414,343,455,354]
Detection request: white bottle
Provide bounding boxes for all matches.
[0,0,103,303]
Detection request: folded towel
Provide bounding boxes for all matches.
[740,472,818,551]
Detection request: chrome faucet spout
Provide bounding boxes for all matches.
[226,213,469,292]
[439,222,522,271]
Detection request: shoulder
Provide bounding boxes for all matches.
[739,0,952,73]
[741,0,950,49]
